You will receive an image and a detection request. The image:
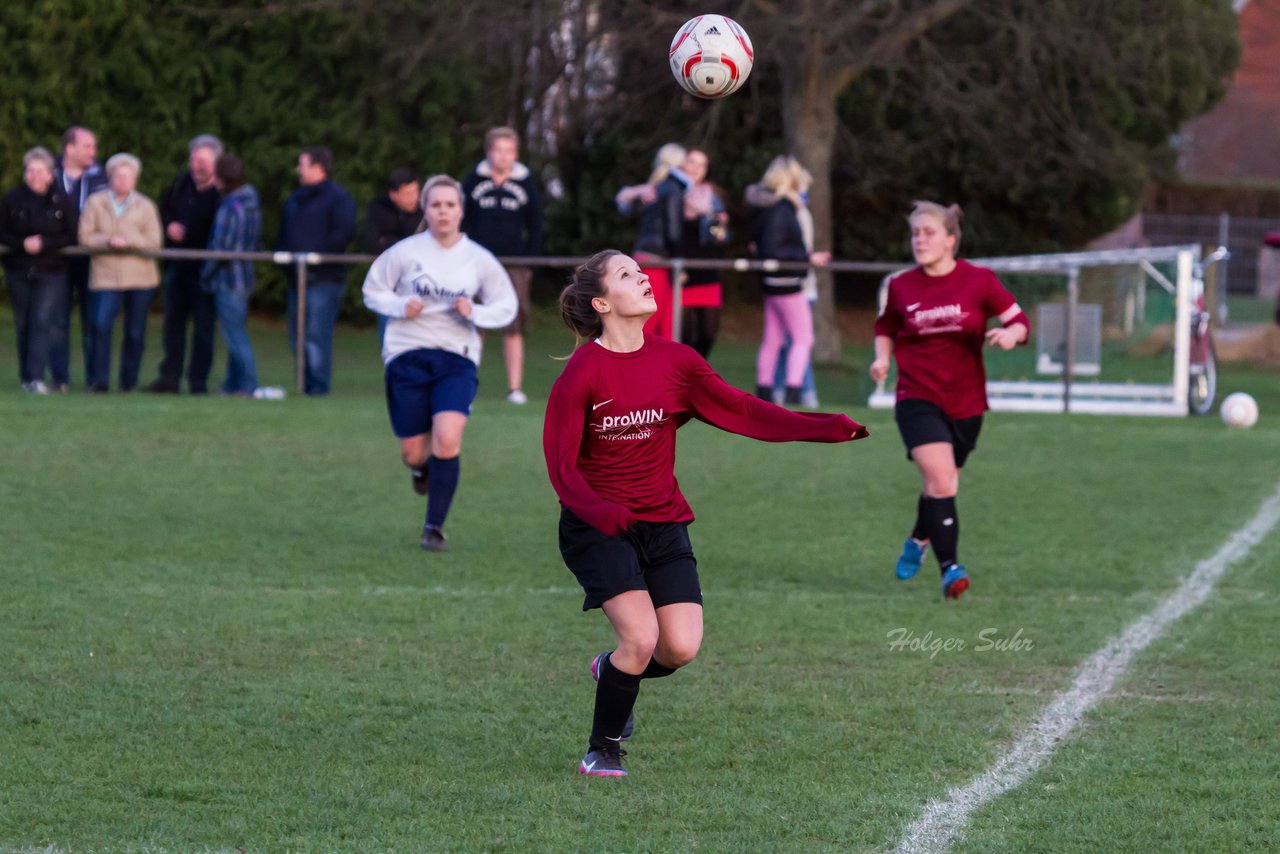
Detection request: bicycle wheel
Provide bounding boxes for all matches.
[1188,335,1217,416]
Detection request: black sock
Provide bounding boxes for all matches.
[425,455,459,529]
[910,494,929,541]
[411,460,429,482]
[641,656,677,679]
[589,655,641,750]
[920,495,959,571]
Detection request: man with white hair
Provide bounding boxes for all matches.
[145,134,223,394]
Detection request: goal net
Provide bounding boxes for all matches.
[867,245,1201,416]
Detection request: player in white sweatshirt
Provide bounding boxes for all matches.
[363,175,517,551]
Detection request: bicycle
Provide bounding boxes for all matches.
[1187,246,1229,416]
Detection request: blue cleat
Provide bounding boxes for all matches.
[591,652,634,741]
[896,538,929,580]
[941,565,970,600]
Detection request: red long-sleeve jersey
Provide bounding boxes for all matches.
[543,335,868,536]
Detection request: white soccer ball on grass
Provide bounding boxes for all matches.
[1219,392,1259,428]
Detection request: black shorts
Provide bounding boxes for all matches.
[894,398,983,469]
[558,508,703,612]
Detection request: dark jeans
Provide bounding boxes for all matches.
[155,261,216,392]
[214,287,258,394]
[8,268,68,384]
[91,287,157,390]
[49,258,92,387]
[286,281,345,395]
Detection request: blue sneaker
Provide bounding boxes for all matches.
[941,565,970,600]
[591,652,634,741]
[896,538,929,580]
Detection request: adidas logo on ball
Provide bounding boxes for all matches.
[669,14,754,99]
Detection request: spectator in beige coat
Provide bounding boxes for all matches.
[79,153,163,392]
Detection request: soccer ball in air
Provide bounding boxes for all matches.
[669,15,754,99]
[1220,392,1259,428]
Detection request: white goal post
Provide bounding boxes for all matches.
[867,244,1200,417]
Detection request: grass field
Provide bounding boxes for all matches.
[2,306,1279,853]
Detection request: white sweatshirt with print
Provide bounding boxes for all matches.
[362,232,518,365]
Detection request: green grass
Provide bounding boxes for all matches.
[1226,296,1276,325]
[2,307,1279,853]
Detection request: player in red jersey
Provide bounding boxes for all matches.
[545,249,868,777]
[869,201,1029,600]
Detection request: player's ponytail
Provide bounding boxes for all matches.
[558,249,621,347]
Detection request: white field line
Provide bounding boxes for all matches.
[890,484,1280,854]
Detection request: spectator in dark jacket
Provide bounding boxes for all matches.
[202,153,263,397]
[615,142,689,341]
[145,134,223,394]
[461,127,544,404]
[363,167,421,255]
[363,167,421,340]
[276,145,357,395]
[51,126,108,391]
[0,147,78,393]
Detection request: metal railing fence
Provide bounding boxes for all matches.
[4,245,903,392]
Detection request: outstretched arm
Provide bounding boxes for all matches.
[683,354,867,442]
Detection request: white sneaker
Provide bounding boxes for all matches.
[22,381,49,395]
[800,390,820,409]
[252,386,286,400]
[507,389,528,405]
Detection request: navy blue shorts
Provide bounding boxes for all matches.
[385,349,479,438]
[894,398,983,469]
[559,508,703,612]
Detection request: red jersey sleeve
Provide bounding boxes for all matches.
[981,268,1018,318]
[873,276,905,339]
[680,351,869,442]
[543,359,638,536]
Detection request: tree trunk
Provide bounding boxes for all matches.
[782,60,843,364]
